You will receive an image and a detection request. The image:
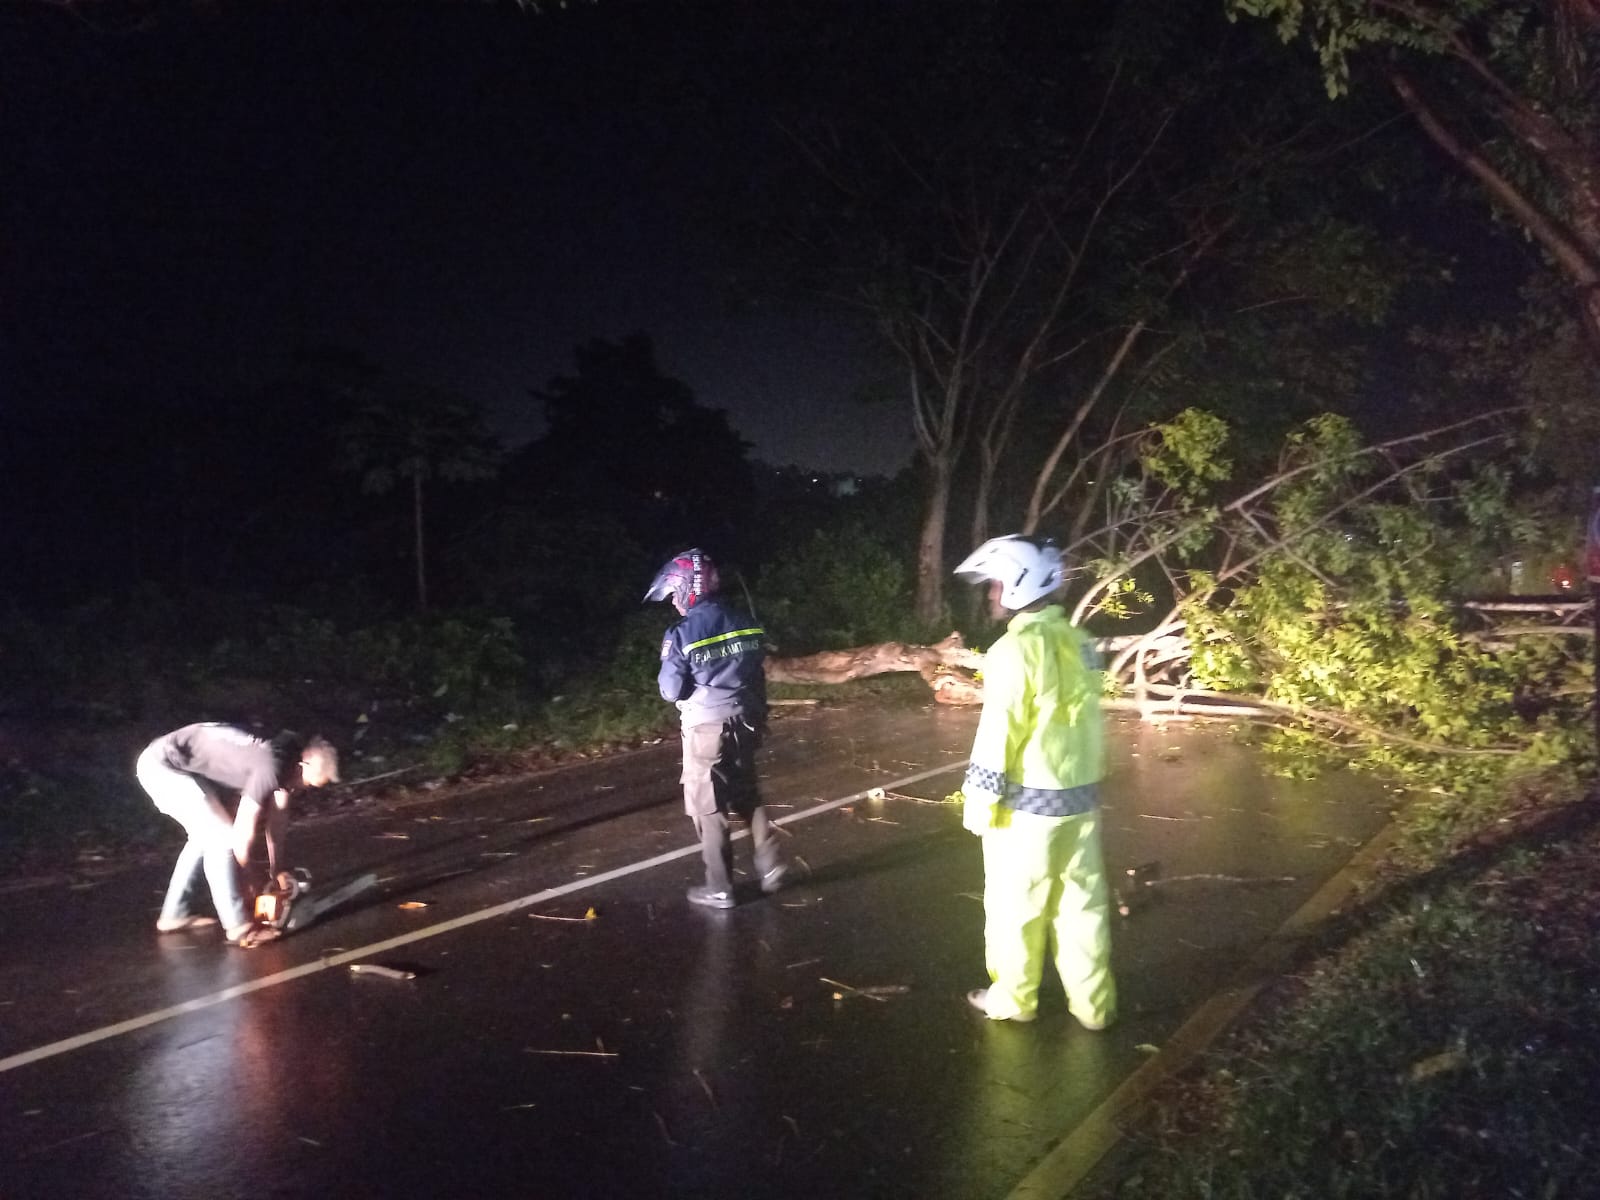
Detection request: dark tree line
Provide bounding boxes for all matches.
[4,0,1587,643]
[0,334,775,621]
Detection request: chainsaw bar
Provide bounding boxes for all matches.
[284,872,379,933]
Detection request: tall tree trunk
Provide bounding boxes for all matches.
[412,473,428,612]
[1386,69,1600,359]
[914,452,954,626]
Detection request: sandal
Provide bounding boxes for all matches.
[232,924,283,949]
[156,915,218,933]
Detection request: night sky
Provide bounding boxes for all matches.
[2,1,912,476]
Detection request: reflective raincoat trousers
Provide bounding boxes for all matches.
[962,604,1116,1027]
[980,809,1115,1026]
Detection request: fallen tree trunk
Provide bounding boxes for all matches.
[765,630,1214,710]
[770,602,1594,714]
[766,632,984,704]
[765,632,1153,707]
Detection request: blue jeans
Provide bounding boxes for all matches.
[136,742,250,932]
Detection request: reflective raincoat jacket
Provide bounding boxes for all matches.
[961,604,1104,832]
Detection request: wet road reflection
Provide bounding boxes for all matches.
[1,709,1392,1199]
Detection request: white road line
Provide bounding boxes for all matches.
[0,759,967,1076]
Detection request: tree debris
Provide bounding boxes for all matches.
[528,907,599,923]
[523,1048,619,1059]
[821,976,909,1002]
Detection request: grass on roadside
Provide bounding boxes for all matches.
[0,761,171,877]
[1095,799,1600,1200]
[423,672,940,778]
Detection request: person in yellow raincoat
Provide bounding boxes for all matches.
[954,535,1116,1029]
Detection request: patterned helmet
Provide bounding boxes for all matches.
[953,535,1065,610]
[643,548,721,610]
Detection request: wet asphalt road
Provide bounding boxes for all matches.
[0,704,1392,1199]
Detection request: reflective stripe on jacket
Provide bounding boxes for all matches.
[962,605,1104,827]
[658,596,768,729]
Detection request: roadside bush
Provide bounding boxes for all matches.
[347,613,525,710]
[527,608,676,749]
[1106,834,1600,1199]
[204,605,526,713]
[756,521,918,653]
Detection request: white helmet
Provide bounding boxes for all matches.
[953,535,1065,610]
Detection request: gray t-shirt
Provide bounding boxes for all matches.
[157,723,294,808]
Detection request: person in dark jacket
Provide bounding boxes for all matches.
[645,548,791,909]
[136,722,340,947]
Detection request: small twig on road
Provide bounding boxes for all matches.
[653,1111,678,1147]
[528,908,598,923]
[876,790,945,804]
[20,1128,110,1158]
[821,975,888,1002]
[821,976,894,1002]
[523,1048,619,1058]
[693,1069,718,1108]
[1148,873,1297,888]
[345,765,424,788]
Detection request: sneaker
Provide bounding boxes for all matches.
[687,885,736,910]
[1074,1012,1114,1032]
[156,915,218,933]
[759,863,791,895]
[966,988,1036,1023]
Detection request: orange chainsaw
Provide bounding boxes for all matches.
[254,866,377,934]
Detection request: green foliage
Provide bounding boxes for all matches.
[204,606,527,713]
[1174,411,1592,820]
[1142,408,1232,497]
[1227,0,1600,385]
[0,759,166,872]
[0,591,529,729]
[355,615,526,709]
[588,608,678,697]
[1410,298,1600,510]
[1083,574,1157,627]
[756,521,920,653]
[1108,836,1600,1197]
[1229,0,1566,100]
[445,508,649,632]
[515,608,679,751]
